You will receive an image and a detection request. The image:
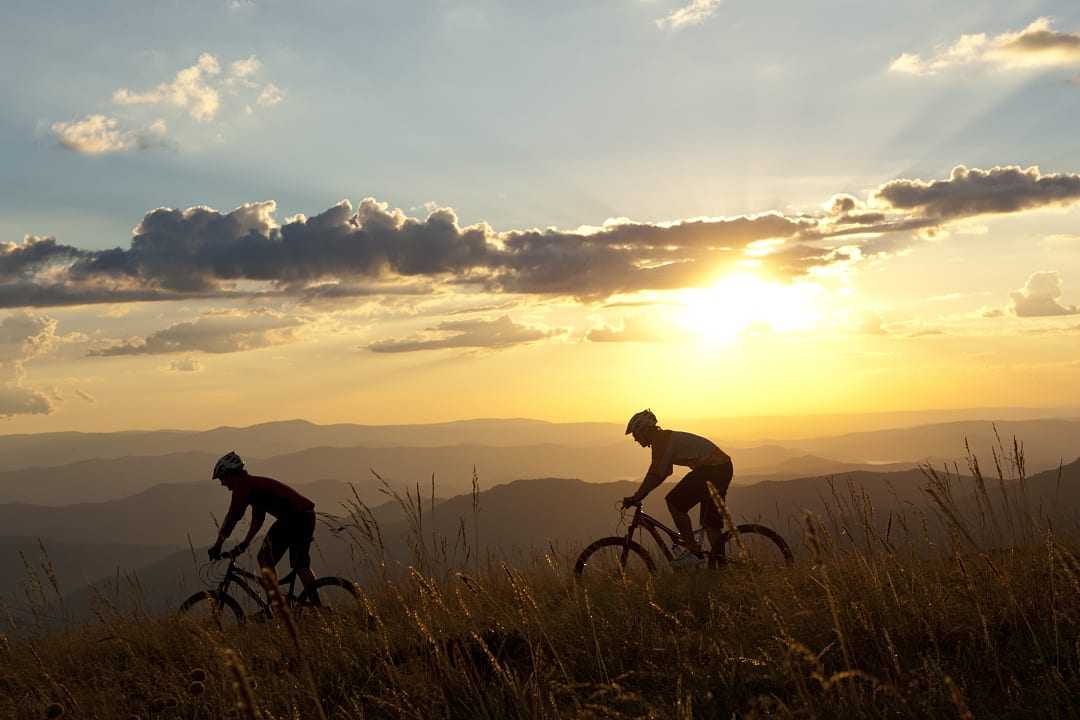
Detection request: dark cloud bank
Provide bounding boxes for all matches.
[5,165,1080,309]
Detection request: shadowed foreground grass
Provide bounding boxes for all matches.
[4,448,1080,719]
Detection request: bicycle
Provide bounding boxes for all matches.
[574,500,793,577]
[179,548,362,625]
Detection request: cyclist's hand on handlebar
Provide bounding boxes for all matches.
[208,545,222,561]
[621,495,642,509]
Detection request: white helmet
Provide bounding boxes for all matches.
[625,409,658,436]
[212,451,245,479]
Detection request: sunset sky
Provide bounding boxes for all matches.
[2,0,1080,432]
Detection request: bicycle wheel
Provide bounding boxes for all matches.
[711,524,793,568]
[296,577,364,621]
[574,537,657,579]
[179,590,245,627]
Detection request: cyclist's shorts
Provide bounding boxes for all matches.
[261,510,316,570]
[665,460,733,529]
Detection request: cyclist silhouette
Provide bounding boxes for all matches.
[207,451,317,593]
[622,409,733,567]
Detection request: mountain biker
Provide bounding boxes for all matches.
[207,451,317,593]
[621,409,733,568]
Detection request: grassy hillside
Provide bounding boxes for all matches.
[3,444,1080,718]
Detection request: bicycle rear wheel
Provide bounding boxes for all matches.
[179,590,245,627]
[574,537,657,579]
[710,523,793,568]
[297,576,364,622]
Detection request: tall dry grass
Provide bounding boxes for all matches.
[2,437,1080,719]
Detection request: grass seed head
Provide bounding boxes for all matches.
[44,703,64,719]
[190,667,207,682]
[189,680,206,696]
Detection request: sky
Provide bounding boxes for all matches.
[1,0,1080,432]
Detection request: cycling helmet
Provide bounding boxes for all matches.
[625,409,658,436]
[212,451,245,479]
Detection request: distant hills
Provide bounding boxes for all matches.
[792,419,1080,473]
[0,419,626,471]
[2,412,1079,633]
[1,416,1075,505]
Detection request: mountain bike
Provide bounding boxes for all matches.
[574,500,793,577]
[179,548,362,625]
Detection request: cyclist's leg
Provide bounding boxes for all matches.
[699,461,733,554]
[665,471,706,553]
[288,511,317,593]
[258,519,289,591]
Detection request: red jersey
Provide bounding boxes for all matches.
[220,474,314,537]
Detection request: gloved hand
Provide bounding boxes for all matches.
[231,541,249,556]
[622,495,642,509]
[208,545,222,561]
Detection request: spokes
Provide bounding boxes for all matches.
[579,543,653,581]
[714,528,792,568]
[297,578,365,625]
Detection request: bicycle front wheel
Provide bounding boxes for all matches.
[179,590,245,627]
[712,523,794,568]
[574,537,657,579]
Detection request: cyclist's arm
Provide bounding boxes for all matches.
[628,469,668,503]
[216,491,249,546]
[236,507,266,550]
[628,434,675,502]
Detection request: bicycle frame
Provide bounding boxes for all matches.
[622,504,693,564]
[213,557,304,611]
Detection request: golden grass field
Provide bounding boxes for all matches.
[3,443,1079,719]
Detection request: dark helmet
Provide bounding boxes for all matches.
[212,451,245,479]
[625,409,658,435]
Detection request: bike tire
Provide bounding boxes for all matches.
[712,523,794,568]
[297,576,363,617]
[574,537,658,578]
[179,590,245,626]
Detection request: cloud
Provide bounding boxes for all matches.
[0,312,65,417]
[50,115,168,155]
[113,53,223,122]
[855,312,889,335]
[0,199,819,306]
[5,164,1080,308]
[586,315,680,343]
[0,384,52,417]
[872,165,1080,221]
[106,52,280,126]
[166,357,205,372]
[368,315,559,353]
[1008,271,1078,317]
[257,83,284,107]
[656,0,722,30]
[89,310,303,356]
[74,388,96,403]
[890,17,1080,75]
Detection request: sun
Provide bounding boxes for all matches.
[676,273,823,346]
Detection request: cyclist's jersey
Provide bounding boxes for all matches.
[646,430,731,483]
[221,474,315,537]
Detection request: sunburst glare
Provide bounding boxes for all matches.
[676,273,824,346]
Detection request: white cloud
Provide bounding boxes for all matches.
[0,312,66,417]
[230,55,262,80]
[50,115,168,155]
[890,17,1080,75]
[113,53,223,122]
[1009,271,1078,317]
[257,83,284,107]
[656,0,722,31]
[51,115,133,154]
